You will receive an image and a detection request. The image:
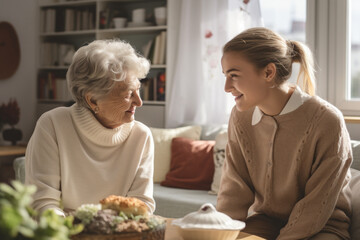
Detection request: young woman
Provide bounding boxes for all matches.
[217,27,352,240]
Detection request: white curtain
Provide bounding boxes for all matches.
[166,0,263,128]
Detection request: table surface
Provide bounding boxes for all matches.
[165,219,265,240]
[0,145,26,157]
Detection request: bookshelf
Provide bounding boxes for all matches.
[37,0,168,127]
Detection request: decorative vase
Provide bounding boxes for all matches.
[2,127,22,146]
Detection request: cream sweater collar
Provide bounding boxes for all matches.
[71,104,134,146]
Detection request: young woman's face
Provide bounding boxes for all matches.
[94,76,142,129]
[221,51,270,112]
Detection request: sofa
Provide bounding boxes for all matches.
[13,126,360,239]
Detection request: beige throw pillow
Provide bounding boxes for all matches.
[209,130,228,195]
[150,125,202,183]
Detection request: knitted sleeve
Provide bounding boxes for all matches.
[277,108,352,240]
[126,129,155,213]
[216,109,255,221]
[25,113,65,216]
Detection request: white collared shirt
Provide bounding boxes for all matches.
[252,85,312,126]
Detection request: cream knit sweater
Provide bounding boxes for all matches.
[25,104,155,216]
[217,96,352,239]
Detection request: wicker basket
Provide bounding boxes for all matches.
[71,224,165,240]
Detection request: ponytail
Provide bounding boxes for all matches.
[288,40,316,96]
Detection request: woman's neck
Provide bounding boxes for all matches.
[258,84,294,116]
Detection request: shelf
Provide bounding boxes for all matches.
[37,0,168,128]
[142,101,165,106]
[151,64,166,69]
[40,30,96,37]
[98,25,167,34]
[38,99,70,104]
[39,66,69,70]
[39,0,97,7]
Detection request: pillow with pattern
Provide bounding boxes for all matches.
[209,130,227,195]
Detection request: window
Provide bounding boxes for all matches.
[260,0,307,84]
[262,0,360,115]
[351,0,360,99]
[328,0,360,114]
[260,0,306,43]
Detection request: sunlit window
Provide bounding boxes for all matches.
[260,0,306,43]
[351,0,360,99]
[260,0,306,84]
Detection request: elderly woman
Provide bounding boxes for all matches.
[25,39,154,217]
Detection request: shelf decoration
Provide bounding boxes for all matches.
[0,21,20,80]
[0,99,22,145]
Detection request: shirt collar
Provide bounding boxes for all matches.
[252,85,311,126]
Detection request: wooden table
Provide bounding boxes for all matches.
[0,145,27,157]
[165,219,265,240]
[0,145,26,184]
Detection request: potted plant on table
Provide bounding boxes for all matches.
[0,99,22,145]
[0,181,83,240]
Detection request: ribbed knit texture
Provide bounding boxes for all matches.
[71,104,134,146]
[217,97,352,240]
[25,104,155,216]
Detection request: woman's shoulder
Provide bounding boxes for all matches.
[38,106,72,123]
[132,121,152,136]
[305,96,345,129]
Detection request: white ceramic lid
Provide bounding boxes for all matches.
[172,203,246,230]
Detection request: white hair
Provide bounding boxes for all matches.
[66,39,150,108]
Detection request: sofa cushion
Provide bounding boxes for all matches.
[150,125,202,183]
[153,183,217,218]
[200,124,228,140]
[351,140,360,171]
[161,137,215,190]
[209,130,227,195]
[350,168,360,239]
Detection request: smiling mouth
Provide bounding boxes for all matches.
[235,94,243,101]
[126,108,136,114]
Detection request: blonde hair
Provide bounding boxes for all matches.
[67,39,150,109]
[223,27,316,96]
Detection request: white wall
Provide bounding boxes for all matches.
[0,0,37,144]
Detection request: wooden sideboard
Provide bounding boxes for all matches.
[0,145,26,184]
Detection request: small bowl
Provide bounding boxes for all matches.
[172,203,245,240]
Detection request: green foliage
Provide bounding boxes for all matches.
[74,204,101,225]
[0,181,83,240]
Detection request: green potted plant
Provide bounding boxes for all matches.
[0,99,22,145]
[0,181,83,240]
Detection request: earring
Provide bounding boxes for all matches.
[94,107,99,114]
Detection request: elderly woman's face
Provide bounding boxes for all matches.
[93,76,142,129]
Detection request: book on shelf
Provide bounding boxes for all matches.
[143,31,166,65]
[158,31,167,65]
[43,8,56,33]
[140,77,154,101]
[40,42,75,66]
[152,34,161,65]
[142,39,154,59]
[139,72,165,102]
[156,72,166,101]
[38,72,72,101]
[42,7,95,33]
[65,9,75,31]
